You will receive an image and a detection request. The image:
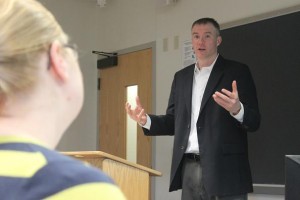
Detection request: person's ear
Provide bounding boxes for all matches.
[217,36,222,46]
[49,41,69,82]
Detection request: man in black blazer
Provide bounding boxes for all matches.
[125,18,260,200]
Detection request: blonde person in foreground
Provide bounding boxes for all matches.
[0,0,126,199]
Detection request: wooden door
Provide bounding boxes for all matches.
[98,48,152,168]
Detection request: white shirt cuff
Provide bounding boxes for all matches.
[140,114,151,130]
[230,102,244,123]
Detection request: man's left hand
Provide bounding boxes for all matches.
[212,80,241,115]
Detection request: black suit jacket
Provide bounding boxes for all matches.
[143,55,260,196]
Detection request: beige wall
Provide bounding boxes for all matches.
[38,0,100,151]
[39,0,300,199]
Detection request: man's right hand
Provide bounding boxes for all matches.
[125,96,147,126]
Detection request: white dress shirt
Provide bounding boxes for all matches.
[185,57,216,153]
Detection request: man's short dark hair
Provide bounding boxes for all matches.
[191,18,221,36]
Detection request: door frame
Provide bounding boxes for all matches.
[96,41,157,162]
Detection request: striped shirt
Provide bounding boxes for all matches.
[0,136,126,200]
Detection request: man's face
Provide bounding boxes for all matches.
[191,23,222,61]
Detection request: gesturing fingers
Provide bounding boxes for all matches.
[220,81,239,99]
[213,91,232,108]
[125,102,135,119]
[136,96,142,108]
[232,80,238,95]
[137,108,147,126]
[220,89,233,99]
[125,97,147,125]
[212,80,241,114]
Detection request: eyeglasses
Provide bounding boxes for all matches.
[63,43,78,59]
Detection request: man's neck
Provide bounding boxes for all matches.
[197,54,218,69]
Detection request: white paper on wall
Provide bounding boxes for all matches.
[182,40,196,68]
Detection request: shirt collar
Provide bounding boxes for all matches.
[194,54,219,73]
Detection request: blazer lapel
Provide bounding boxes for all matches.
[200,56,225,114]
[184,65,195,118]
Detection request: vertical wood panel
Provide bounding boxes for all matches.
[103,159,150,200]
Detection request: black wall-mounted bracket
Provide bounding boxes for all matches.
[92,51,118,69]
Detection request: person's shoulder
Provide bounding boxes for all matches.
[37,149,115,184]
[220,55,248,69]
[40,155,127,199]
[175,63,195,76]
[23,149,125,199]
[218,56,253,78]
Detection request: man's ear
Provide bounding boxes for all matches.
[217,36,222,46]
[49,41,69,82]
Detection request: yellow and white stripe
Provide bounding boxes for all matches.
[0,150,47,178]
[45,183,127,200]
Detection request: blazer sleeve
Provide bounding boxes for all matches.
[236,64,261,132]
[143,73,177,136]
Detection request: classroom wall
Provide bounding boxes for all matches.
[38,0,99,151]
[39,0,300,199]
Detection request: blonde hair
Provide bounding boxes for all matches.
[0,0,69,95]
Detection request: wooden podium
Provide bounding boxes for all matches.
[63,151,162,200]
